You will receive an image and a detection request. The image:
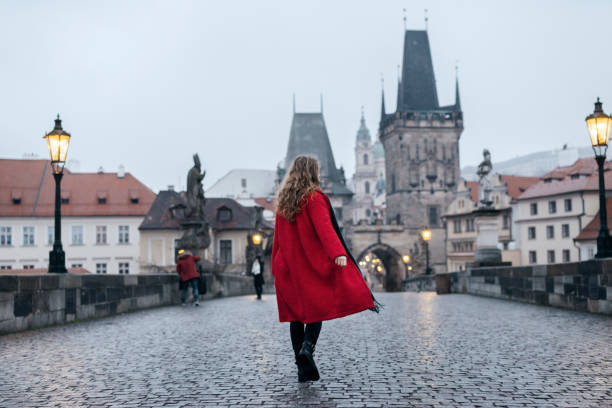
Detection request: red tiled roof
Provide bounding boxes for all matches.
[253,197,276,212]
[574,196,612,242]
[0,159,156,217]
[464,176,538,204]
[518,159,612,200]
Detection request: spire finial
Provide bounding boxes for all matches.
[424,8,428,31]
[293,93,296,113]
[455,62,459,79]
[403,8,407,30]
[361,105,364,117]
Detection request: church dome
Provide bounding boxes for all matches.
[356,110,371,142]
[373,140,384,158]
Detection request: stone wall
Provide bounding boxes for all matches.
[0,273,273,334]
[422,259,612,315]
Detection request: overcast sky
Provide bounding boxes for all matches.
[2,0,612,192]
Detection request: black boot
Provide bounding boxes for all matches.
[297,340,320,381]
[295,360,307,382]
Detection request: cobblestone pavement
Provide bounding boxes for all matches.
[1,293,611,407]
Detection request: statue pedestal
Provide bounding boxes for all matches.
[473,208,503,266]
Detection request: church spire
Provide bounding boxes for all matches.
[455,76,461,112]
[380,75,386,122]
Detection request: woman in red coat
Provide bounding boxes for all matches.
[272,155,379,383]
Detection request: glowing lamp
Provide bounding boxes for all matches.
[252,233,262,245]
[421,229,432,242]
[402,255,410,264]
[586,98,612,158]
[376,265,383,272]
[43,114,71,174]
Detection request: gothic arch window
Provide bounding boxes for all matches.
[396,214,401,225]
[416,144,420,160]
[365,181,370,194]
[391,174,396,193]
[363,154,369,165]
[407,145,411,160]
[366,209,371,217]
[442,145,446,160]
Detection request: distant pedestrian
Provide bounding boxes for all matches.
[252,255,264,300]
[272,156,380,383]
[176,250,201,307]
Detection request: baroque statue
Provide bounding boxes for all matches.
[186,154,206,220]
[476,149,493,208]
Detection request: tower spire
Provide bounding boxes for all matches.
[403,8,407,31]
[380,75,386,121]
[396,64,402,112]
[455,66,461,111]
[424,8,428,31]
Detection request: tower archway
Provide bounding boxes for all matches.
[356,243,405,292]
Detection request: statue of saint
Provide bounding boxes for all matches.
[477,149,493,208]
[186,154,206,219]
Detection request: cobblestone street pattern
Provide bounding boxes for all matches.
[1,293,611,407]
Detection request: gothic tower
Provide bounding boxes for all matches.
[379,29,463,272]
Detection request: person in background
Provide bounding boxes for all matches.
[176,249,201,307]
[252,255,264,300]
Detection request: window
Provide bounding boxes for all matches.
[365,181,370,194]
[547,250,555,264]
[391,174,396,193]
[23,226,35,246]
[72,226,84,245]
[241,178,247,188]
[61,197,69,204]
[218,208,232,222]
[96,226,107,244]
[528,226,536,240]
[546,225,554,239]
[363,154,369,165]
[0,227,12,246]
[587,247,595,259]
[530,203,538,215]
[395,214,401,225]
[365,209,371,217]
[564,199,572,212]
[0,265,12,270]
[219,240,232,264]
[562,250,570,263]
[23,265,35,270]
[529,251,537,264]
[453,220,462,233]
[458,200,464,209]
[335,208,343,221]
[548,200,557,214]
[561,224,570,238]
[428,206,440,227]
[502,215,510,230]
[96,263,107,274]
[118,225,129,244]
[118,262,130,275]
[98,197,107,204]
[71,263,83,268]
[465,219,475,232]
[47,226,54,245]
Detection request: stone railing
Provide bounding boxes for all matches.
[0,272,274,334]
[432,259,612,315]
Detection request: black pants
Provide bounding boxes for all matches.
[290,321,322,358]
[253,274,264,298]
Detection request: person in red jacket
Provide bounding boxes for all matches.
[176,250,201,306]
[272,155,379,383]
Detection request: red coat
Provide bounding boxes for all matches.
[176,255,201,282]
[272,190,374,323]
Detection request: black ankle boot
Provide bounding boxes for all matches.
[297,341,320,381]
[295,360,307,382]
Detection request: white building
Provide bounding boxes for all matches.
[206,169,276,200]
[351,110,386,224]
[574,196,612,260]
[515,158,612,265]
[0,159,155,274]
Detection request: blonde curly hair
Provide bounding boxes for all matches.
[276,156,321,222]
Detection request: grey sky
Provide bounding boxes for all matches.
[2,0,611,192]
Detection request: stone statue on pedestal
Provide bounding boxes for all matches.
[476,149,493,208]
[178,154,211,254]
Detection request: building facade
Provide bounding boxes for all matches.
[139,190,273,275]
[516,158,612,265]
[351,110,386,224]
[378,29,463,272]
[0,159,155,274]
[444,175,539,271]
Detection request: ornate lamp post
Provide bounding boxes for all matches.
[586,98,612,258]
[251,233,263,246]
[44,115,71,273]
[421,228,432,275]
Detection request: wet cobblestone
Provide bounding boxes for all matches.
[0,292,611,407]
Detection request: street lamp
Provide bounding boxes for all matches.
[44,115,71,273]
[421,228,432,275]
[586,98,612,258]
[251,232,263,246]
[402,254,411,277]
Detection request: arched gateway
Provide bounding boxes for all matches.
[356,243,404,292]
